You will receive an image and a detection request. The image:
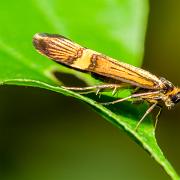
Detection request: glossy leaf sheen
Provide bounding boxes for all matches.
[0,0,179,179]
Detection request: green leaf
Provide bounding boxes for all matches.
[0,0,179,179]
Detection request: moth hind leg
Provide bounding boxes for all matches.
[154,104,162,130]
[135,102,158,131]
[62,84,123,95]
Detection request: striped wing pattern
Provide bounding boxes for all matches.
[33,33,163,89]
[33,33,84,65]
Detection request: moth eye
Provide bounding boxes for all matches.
[171,92,180,104]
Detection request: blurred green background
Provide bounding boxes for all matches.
[0,0,180,180]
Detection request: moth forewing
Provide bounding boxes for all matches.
[33,33,164,89]
[33,33,180,130]
[33,33,84,67]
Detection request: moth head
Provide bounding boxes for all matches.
[170,88,180,104]
[159,77,179,107]
[165,87,180,108]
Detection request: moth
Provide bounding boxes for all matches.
[33,33,180,130]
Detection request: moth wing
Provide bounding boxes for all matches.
[90,55,162,89]
[33,33,162,90]
[33,33,84,66]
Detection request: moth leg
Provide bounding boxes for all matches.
[62,84,125,97]
[62,84,117,91]
[101,91,160,105]
[95,88,103,98]
[135,102,158,131]
[96,88,101,95]
[77,88,104,95]
[95,84,123,96]
[112,86,118,96]
[75,87,103,95]
[78,90,97,95]
[154,105,162,130]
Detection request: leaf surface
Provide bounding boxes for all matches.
[0,0,179,179]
